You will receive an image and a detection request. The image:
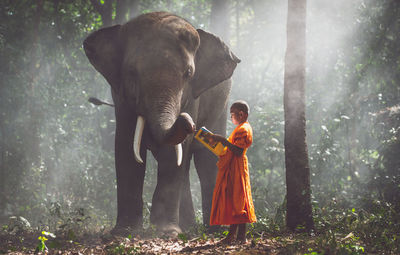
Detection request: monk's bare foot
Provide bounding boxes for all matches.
[220,224,238,245]
[236,237,247,244]
[220,235,235,245]
[237,224,247,244]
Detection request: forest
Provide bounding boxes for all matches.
[0,0,399,254]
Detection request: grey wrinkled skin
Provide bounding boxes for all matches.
[83,12,240,235]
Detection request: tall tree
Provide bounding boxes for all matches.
[283,0,314,231]
[26,0,44,166]
[210,0,230,42]
[128,0,140,20]
[89,0,140,27]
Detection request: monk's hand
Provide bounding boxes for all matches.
[203,132,212,139]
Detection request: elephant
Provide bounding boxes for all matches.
[83,11,240,235]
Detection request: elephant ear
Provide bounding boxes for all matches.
[191,29,241,99]
[83,25,122,91]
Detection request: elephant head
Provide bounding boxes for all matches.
[83,12,240,164]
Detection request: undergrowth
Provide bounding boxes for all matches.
[1,201,398,254]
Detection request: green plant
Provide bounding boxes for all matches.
[338,243,365,254]
[304,248,322,255]
[43,203,95,238]
[178,233,188,244]
[35,231,56,253]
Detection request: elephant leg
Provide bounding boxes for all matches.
[150,145,184,234]
[193,148,218,230]
[179,148,196,231]
[113,108,147,233]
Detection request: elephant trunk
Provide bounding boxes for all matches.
[145,94,195,145]
[161,112,196,144]
[133,112,195,166]
[132,78,195,165]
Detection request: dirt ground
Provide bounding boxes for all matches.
[0,231,300,254]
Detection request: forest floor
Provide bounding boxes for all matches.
[0,230,321,254]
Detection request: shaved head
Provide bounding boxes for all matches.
[231,100,250,115]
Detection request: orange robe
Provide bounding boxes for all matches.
[210,121,256,225]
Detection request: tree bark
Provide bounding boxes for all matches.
[128,0,140,20]
[284,0,314,231]
[235,0,240,49]
[0,122,5,220]
[87,0,119,153]
[115,0,129,24]
[89,0,113,27]
[89,0,132,26]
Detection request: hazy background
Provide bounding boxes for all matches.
[1,0,399,234]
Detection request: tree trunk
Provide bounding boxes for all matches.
[115,0,129,24]
[128,0,140,20]
[89,0,113,27]
[283,0,314,231]
[87,0,119,153]
[0,122,5,220]
[89,0,131,26]
[210,0,230,42]
[26,0,44,165]
[235,0,240,49]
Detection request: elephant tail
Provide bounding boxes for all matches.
[88,97,114,107]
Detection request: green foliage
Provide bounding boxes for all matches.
[0,0,116,229]
[311,203,399,253]
[177,233,188,244]
[35,236,47,253]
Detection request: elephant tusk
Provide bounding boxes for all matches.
[133,116,145,164]
[175,143,183,166]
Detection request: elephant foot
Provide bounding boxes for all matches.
[110,225,142,237]
[159,223,182,237]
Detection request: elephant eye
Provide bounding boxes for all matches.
[183,66,194,79]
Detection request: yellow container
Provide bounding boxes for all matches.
[195,127,227,156]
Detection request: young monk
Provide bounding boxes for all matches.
[207,100,256,244]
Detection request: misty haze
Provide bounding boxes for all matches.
[0,0,399,254]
